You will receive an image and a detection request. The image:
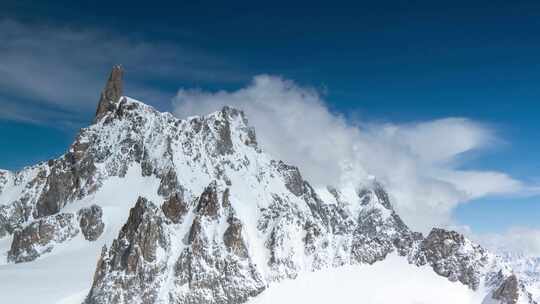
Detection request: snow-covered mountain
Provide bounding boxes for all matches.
[0,66,537,304]
[498,253,540,302]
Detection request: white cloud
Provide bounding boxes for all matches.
[173,75,527,232]
[471,228,540,256]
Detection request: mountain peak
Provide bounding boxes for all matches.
[94,65,124,122]
[1,66,537,304]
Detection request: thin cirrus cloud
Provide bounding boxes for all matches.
[0,19,248,124]
[172,74,531,233]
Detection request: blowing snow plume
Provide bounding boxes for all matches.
[173,75,526,233]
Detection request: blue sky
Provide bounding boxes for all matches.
[0,1,539,235]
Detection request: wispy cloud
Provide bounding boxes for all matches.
[0,19,248,125]
[469,227,540,256]
[172,75,536,233]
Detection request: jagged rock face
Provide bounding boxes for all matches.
[172,184,265,304]
[0,200,28,238]
[0,166,49,236]
[86,168,427,304]
[274,161,304,197]
[493,275,520,303]
[0,72,261,264]
[95,65,123,122]
[499,254,540,303]
[350,183,423,264]
[1,67,121,230]
[8,213,79,263]
[84,153,536,304]
[31,67,125,218]
[196,182,221,217]
[34,153,96,218]
[162,192,189,224]
[224,216,249,258]
[86,186,266,304]
[410,228,489,290]
[158,169,180,197]
[78,205,105,241]
[86,197,169,304]
[488,273,538,304]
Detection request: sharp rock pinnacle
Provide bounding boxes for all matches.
[94,65,124,123]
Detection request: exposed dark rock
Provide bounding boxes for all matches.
[303,220,324,256]
[222,188,231,208]
[0,170,8,197]
[8,213,79,263]
[173,185,265,304]
[274,160,304,196]
[34,160,78,218]
[304,183,353,236]
[161,192,188,224]
[491,274,537,304]
[200,107,235,157]
[0,223,6,238]
[195,182,220,217]
[85,197,169,304]
[78,205,105,241]
[266,222,300,280]
[95,65,123,123]
[140,158,154,177]
[113,197,168,266]
[87,185,266,304]
[0,200,28,237]
[34,134,98,219]
[223,215,249,258]
[372,181,393,210]
[157,168,179,197]
[492,274,520,304]
[222,106,259,150]
[411,228,488,290]
[215,117,234,155]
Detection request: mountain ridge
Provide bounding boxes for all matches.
[0,66,537,304]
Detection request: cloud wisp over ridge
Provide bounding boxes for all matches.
[173,75,532,233]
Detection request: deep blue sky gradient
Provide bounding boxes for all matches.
[0,0,539,232]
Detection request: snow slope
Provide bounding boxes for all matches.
[57,254,483,304]
[249,254,484,304]
[0,165,161,304]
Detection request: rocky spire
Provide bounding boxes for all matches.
[94,65,123,123]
